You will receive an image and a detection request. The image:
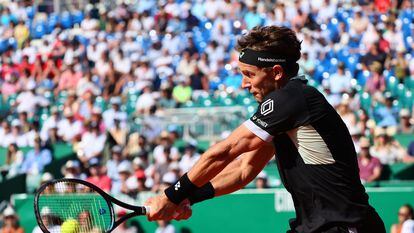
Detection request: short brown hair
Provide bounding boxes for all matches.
[236,26,302,77]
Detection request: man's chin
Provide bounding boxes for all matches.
[252,95,262,103]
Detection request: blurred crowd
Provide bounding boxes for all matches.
[0,0,414,233]
[0,0,413,201]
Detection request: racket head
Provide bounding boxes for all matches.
[34,178,115,233]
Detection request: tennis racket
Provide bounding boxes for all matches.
[34,178,150,233]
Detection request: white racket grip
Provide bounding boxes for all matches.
[144,206,151,215]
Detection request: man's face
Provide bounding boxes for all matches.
[238,61,278,103]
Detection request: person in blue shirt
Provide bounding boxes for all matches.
[374,96,400,127]
[20,137,52,174]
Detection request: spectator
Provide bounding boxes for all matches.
[158,87,176,109]
[336,98,357,130]
[103,97,127,130]
[2,143,23,178]
[172,79,192,107]
[108,116,128,147]
[350,127,363,154]
[328,62,352,95]
[179,143,200,174]
[153,132,179,165]
[112,211,137,233]
[374,96,399,127]
[61,160,85,179]
[358,137,382,183]
[15,80,48,117]
[4,120,28,148]
[391,204,413,233]
[111,161,137,196]
[255,171,269,189]
[32,207,61,233]
[125,133,150,159]
[57,109,82,143]
[298,52,315,76]
[77,90,95,120]
[106,145,125,181]
[62,90,80,118]
[20,137,52,175]
[135,85,156,115]
[360,43,387,70]
[141,106,163,143]
[398,109,414,134]
[370,127,405,164]
[13,20,29,48]
[77,121,106,163]
[404,141,414,163]
[365,62,386,96]
[155,220,175,233]
[1,72,21,100]
[1,206,24,233]
[86,157,112,192]
[40,107,60,142]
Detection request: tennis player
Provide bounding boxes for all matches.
[145,26,386,233]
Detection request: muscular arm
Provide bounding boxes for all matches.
[211,142,275,196]
[188,124,268,187]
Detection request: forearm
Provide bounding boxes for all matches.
[186,124,266,187]
[187,139,235,187]
[210,158,254,196]
[187,143,275,205]
[211,143,275,196]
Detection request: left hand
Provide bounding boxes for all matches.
[145,193,178,221]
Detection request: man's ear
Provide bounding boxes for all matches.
[272,65,284,81]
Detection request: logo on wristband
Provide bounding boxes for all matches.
[174,181,181,191]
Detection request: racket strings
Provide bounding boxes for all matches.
[37,180,112,233]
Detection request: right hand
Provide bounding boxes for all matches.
[174,199,192,221]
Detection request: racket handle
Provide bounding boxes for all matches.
[144,206,151,215]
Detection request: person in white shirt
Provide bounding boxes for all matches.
[0,121,11,147]
[77,121,106,162]
[57,110,82,143]
[328,62,352,95]
[135,86,155,114]
[155,220,175,233]
[179,143,200,173]
[32,207,61,233]
[6,120,29,148]
[102,97,127,130]
[113,49,132,74]
[16,80,48,117]
[402,219,414,233]
[153,132,179,165]
[40,107,60,142]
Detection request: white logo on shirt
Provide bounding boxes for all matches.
[261,99,274,116]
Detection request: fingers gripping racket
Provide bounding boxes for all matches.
[34,178,150,233]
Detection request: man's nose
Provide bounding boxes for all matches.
[241,77,251,89]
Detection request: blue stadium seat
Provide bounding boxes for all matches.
[26,6,35,19]
[47,13,59,33]
[7,38,17,50]
[31,21,47,39]
[387,76,398,95]
[60,11,72,29]
[71,10,84,25]
[360,92,372,111]
[402,91,413,109]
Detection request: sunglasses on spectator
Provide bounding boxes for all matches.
[398,212,409,217]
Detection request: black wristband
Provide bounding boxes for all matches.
[188,182,215,205]
[164,173,198,205]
